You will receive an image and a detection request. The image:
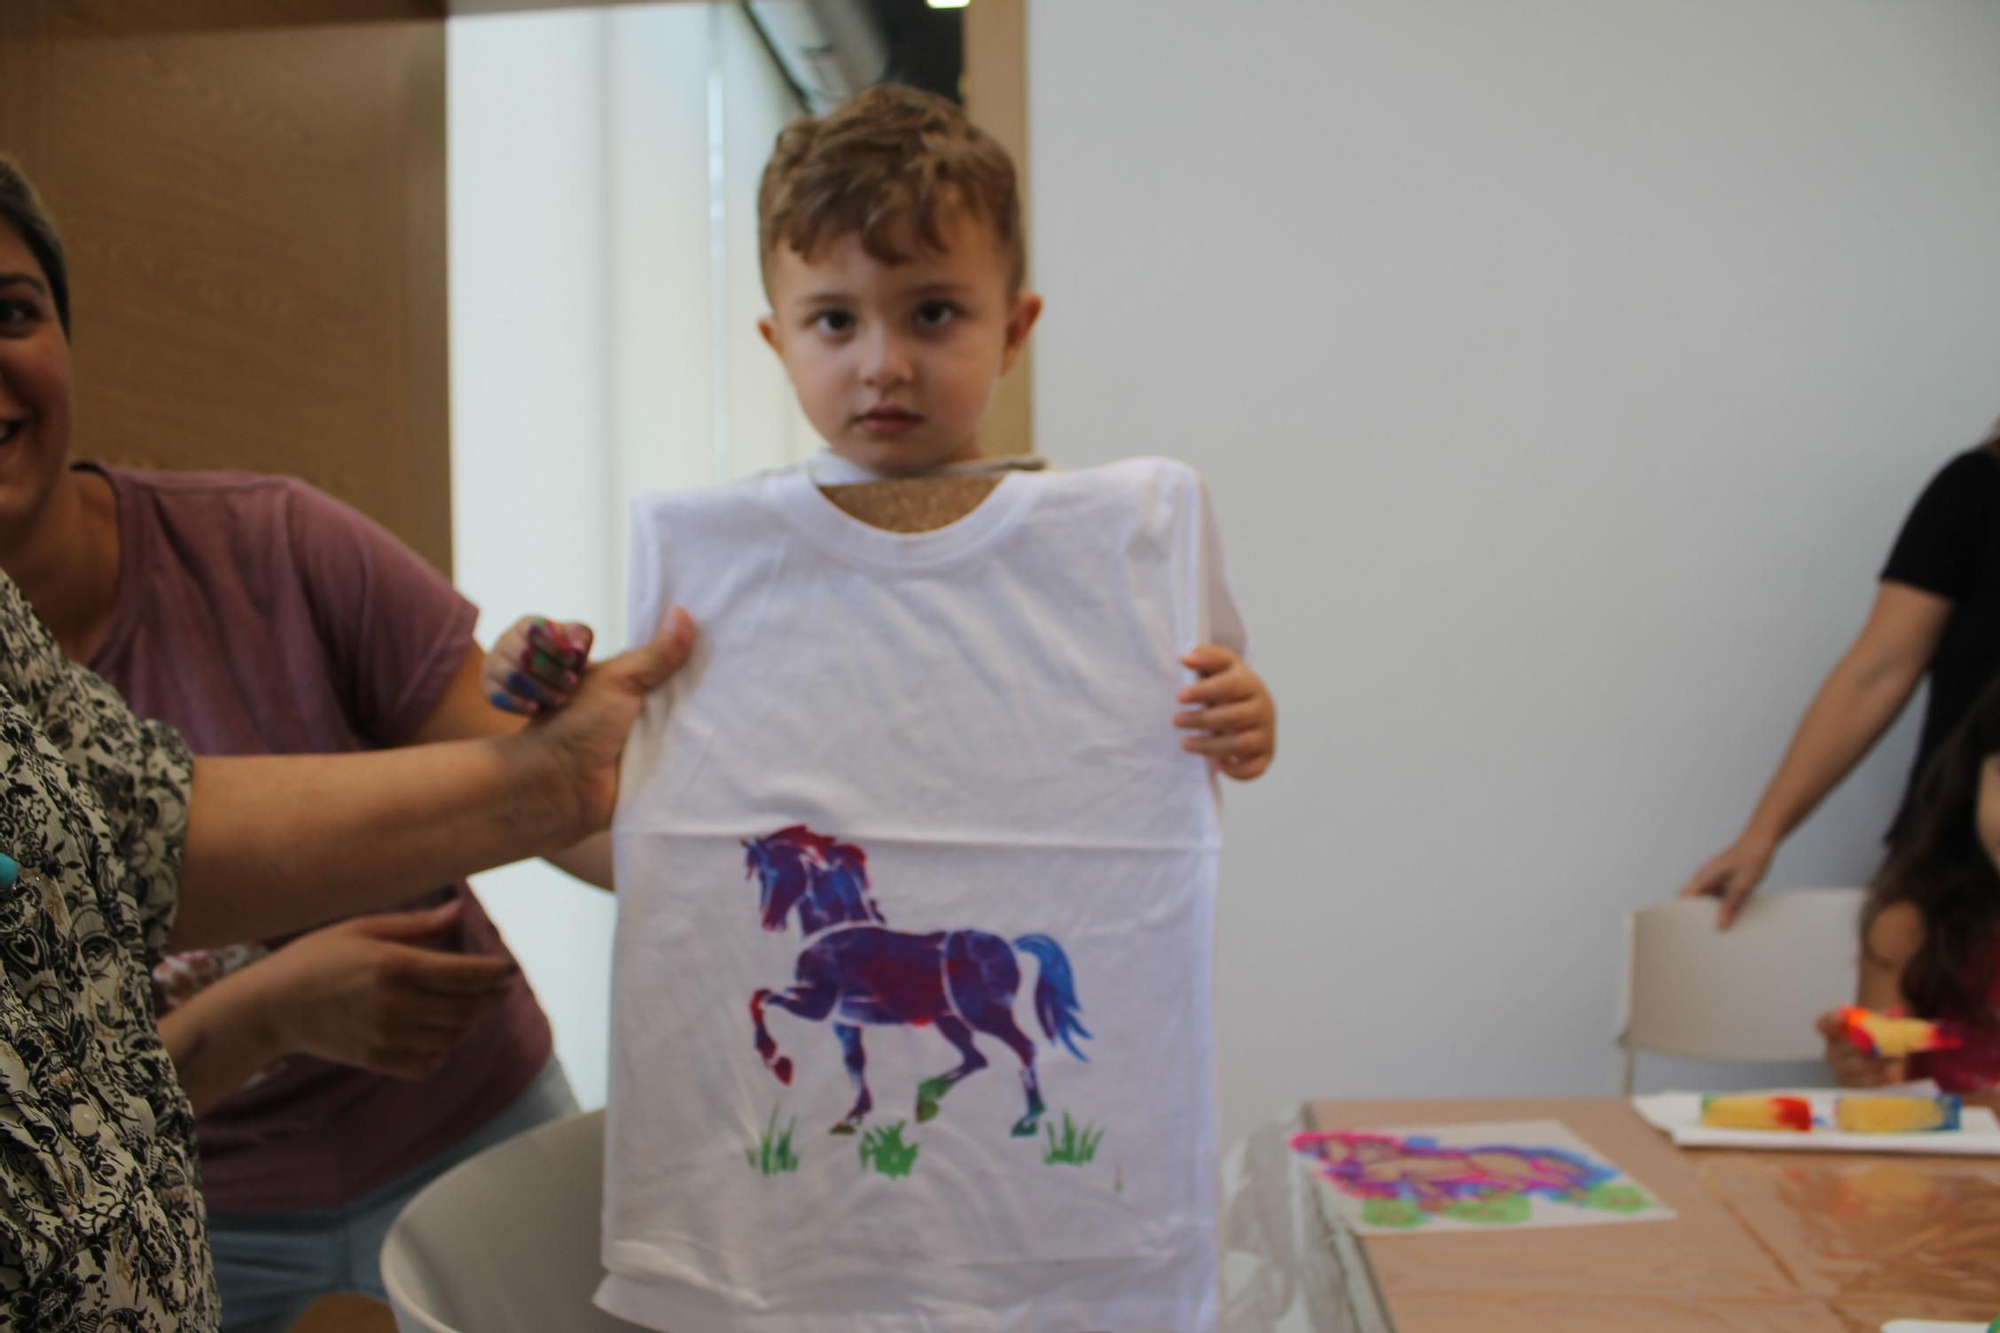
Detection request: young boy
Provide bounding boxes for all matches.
[488,84,1273,774]
[492,84,1269,1333]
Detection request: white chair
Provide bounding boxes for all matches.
[383,1107,645,1333]
[382,1105,1373,1332]
[1617,888,1865,1094]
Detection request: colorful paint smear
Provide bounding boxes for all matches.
[1288,1124,1669,1232]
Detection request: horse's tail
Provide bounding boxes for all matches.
[1013,934,1091,1061]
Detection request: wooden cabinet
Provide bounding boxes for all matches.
[0,0,452,572]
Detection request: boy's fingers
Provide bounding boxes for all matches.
[1181,644,1233,675]
[1182,732,1257,758]
[1176,673,1251,706]
[1174,701,1266,733]
[1219,753,1273,780]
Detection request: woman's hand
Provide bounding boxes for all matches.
[1677,834,1777,929]
[252,900,516,1080]
[521,607,695,833]
[483,616,593,716]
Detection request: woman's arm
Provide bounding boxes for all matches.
[1681,582,1951,926]
[171,611,688,950]
[409,642,614,888]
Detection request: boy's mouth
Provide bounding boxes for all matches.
[856,405,923,438]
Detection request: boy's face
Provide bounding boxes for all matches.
[759,210,1041,476]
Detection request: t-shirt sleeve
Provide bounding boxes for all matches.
[281,480,481,747]
[1193,474,1249,658]
[1881,451,1997,601]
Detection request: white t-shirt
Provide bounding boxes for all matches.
[600,458,1244,1333]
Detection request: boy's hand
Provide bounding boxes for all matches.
[1816,1009,1907,1088]
[484,615,594,715]
[1175,645,1276,781]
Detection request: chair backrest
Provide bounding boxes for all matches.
[383,1107,643,1333]
[1620,889,1865,1080]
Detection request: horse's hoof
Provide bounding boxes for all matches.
[916,1099,940,1124]
[1011,1119,1040,1139]
[774,1058,793,1085]
[829,1123,857,1136]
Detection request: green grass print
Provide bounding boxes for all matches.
[1582,1182,1655,1214]
[1359,1183,1656,1230]
[859,1121,921,1178]
[746,1105,801,1177]
[1042,1112,1106,1167]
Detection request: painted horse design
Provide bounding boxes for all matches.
[743,825,1090,1138]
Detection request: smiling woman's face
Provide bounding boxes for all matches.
[0,221,73,546]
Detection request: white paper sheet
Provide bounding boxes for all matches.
[1631,1086,2000,1157]
[1289,1119,1675,1236]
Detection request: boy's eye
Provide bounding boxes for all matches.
[811,310,854,335]
[0,300,38,331]
[914,301,959,329]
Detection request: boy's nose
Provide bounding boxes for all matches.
[861,333,914,388]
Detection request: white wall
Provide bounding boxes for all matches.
[450,3,808,1109]
[1028,0,2000,1135]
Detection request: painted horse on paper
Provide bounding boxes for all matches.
[743,825,1090,1138]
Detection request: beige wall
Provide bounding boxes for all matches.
[0,0,453,572]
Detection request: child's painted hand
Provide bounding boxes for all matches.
[1175,644,1276,781]
[483,615,594,716]
[1817,1009,1907,1088]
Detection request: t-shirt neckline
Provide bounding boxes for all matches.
[765,464,1044,574]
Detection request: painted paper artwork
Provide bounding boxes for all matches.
[1290,1120,1676,1234]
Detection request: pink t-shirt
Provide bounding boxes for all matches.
[82,463,553,1214]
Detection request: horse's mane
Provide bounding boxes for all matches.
[817,839,884,925]
[753,825,885,927]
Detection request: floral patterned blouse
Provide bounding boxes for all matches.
[0,573,218,1328]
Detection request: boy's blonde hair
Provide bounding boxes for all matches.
[757,84,1024,296]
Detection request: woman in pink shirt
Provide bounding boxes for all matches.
[0,157,610,1330]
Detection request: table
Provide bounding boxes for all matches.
[1303,1097,2000,1332]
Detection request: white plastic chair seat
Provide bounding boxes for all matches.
[383,1107,643,1333]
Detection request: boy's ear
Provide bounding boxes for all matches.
[757,314,781,354]
[1000,291,1043,375]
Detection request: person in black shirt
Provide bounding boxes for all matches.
[1680,425,2000,927]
